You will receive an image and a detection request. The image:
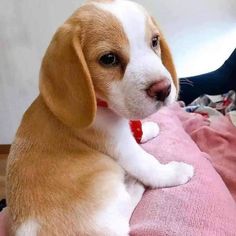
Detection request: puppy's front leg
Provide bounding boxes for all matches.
[116,131,194,188]
[94,111,194,188]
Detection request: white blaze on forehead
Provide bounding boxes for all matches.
[93,0,147,56]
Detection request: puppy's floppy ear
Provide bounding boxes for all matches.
[159,35,179,90]
[39,24,96,129]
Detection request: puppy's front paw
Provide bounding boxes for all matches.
[167,161,194,186]
[141,121,160,143]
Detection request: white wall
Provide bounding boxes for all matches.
[1,0,236,143]
[140,0,236,77]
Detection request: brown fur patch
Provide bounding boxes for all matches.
[75,4,130,100]
[39,21,97,130]
[7,97,124,235]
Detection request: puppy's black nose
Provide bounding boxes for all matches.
[147,80,171,102]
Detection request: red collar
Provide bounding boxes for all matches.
[96,99,143,143]
[96,98,109,108]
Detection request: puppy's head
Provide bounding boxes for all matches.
[40,0,178,129]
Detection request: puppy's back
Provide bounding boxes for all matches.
[6,96,124,235]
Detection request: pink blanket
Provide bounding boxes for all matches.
[130,104,236,235]
[1,103,236,235]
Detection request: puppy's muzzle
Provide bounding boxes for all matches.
[146,79,171,102]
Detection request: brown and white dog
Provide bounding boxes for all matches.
[6,0,194,235]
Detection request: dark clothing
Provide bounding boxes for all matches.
[179,49,236,105]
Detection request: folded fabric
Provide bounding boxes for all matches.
[173,103,236,201]
[189,113,236,201]
[187,90,236,115]
[130,103,236,236]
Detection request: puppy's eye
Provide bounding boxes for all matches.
[152,35,159,49]
[99,53,119,67]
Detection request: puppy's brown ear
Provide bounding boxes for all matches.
[39,25,96,129]
[159,35,179,90]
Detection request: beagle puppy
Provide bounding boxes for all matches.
[6,0,194,235]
